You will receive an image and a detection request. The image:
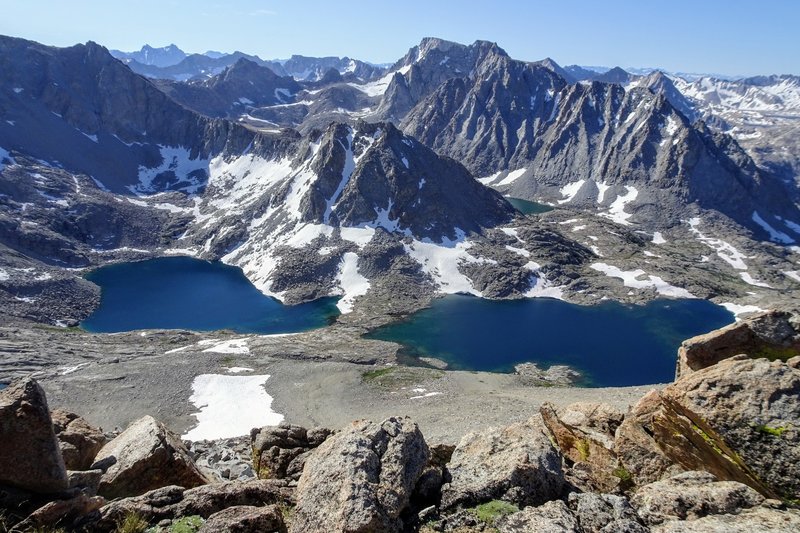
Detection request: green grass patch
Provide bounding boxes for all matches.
[115,513,149,533]
[472,500,519,524]
[756,424,788,437]
[575,439,590,461]
[166,516,203,533]
[361,366,444,388]
[751,346,799,362]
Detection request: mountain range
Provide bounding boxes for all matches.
[1,35,799,327]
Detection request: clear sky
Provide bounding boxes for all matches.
[0,0,797,76]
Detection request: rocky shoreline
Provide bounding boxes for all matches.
[1,311,799,532]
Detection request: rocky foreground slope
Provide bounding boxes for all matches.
[1,311,799,532]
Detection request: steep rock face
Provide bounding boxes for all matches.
[376,37,508,122]
[0,35,254,194]
[405,58,800,232]
[110,44,187,68]
[157,58,302,119]
[291,417,429,533]
[281,54,384,82]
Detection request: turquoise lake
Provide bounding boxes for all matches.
[81,257,340,333]
[365,295,734,387]
[506,197,554,215]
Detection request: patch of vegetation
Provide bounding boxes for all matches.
[221,355,236,365]
[691,423,726,456]
[751,345,799,362]
[471,500,519,525]
[575,439,591,461]
[166,516,204,533]
[277,503,295,525]
[612,465,635,491]
[756,424,788,437]
[115,513,149,533]
[361,366,444,388]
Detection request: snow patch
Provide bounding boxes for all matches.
[497,168,527,187]
[652,232,666,244]
[183,374,283,441]
[226,367,254,374]
[600,186,638,225]
[752,211,795,244]
[739,272,772,288]
[557,180,586,204]
[199,337,250,354]
[590,262,694,298]
[721,303,765,320]
[688,218,749,270]
[133,146,209,195]
[336,252,370,313]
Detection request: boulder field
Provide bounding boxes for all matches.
[0,311,799,532]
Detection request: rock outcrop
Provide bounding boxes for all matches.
[677,311,800,377]
[51,408,108,471]
[540,402,622,492]
[93,415,209,499]
[198,504,287,533]
[0,378,68,493]
[567,492,647,533]
[631,471,764,526]
[291,417,429,533]
[653,356,800,501]
[251,423,332,481]
[497,500,580,532]
[95,479,293,531]
[440,417,565,510]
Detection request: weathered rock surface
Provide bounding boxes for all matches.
[541,402,621,492]
[613,390,682,486]
[497,500,580,533]
[67,469,103,496]
[95,479,293,531]
[650,504,800,532]
[190,437,256,482]
[568,492,647,533]
[632,471,764,526]
[94,415,209,498]
[677,311,800,377]
[14,493,105,531]
[198,505,286,533]
[51,408,108,470]
[250,423,332,481]
[0,378,68,493]
[653,356,800,500]
[441,417,565,510]
[291,416,429,533]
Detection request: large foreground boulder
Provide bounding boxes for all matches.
[441,416,566,511]
[93,415,209,498]
[497,500,580,532]
[291,416,429,533]
[51,409,109,471]
[650,504,800,532]
[677,310,800,377]
[0,378,68,493]
[653,356,800,500]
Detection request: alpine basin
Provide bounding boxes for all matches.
[365,294,734,387]
[81,256,340,333]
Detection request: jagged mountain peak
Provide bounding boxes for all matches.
[109,43,188,68]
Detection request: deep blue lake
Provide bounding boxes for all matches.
[365,295,734,387]
[81,257,340,333]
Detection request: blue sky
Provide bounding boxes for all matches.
[0,0,797,76]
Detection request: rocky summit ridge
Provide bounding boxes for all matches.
[1,312,799,531]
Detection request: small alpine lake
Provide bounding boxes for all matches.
[365,294,735,387]
[81,256,340,334]
[506,197,554,215]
